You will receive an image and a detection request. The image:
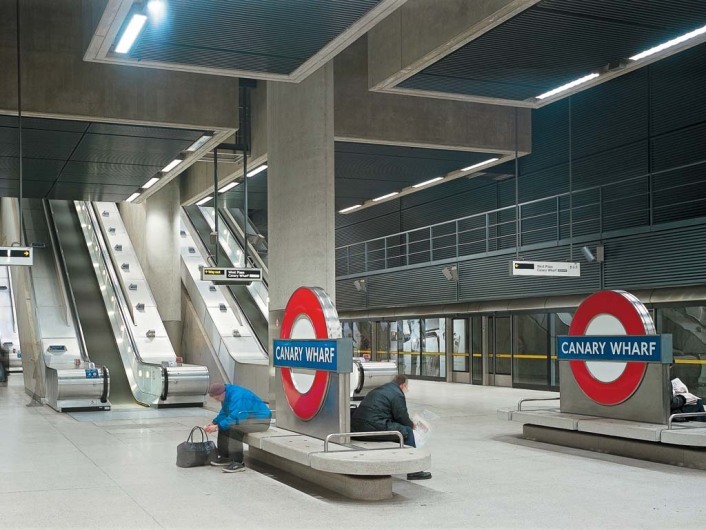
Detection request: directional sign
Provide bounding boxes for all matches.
[511,260,580,277]
[0,247,33,266]
[200,267,262,283]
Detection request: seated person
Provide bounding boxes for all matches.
[351,374,432,480]
[204,383,271,473]
[670,377,706,422]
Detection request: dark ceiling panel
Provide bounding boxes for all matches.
[87,123,203,141]
[0,157,65,182]
[128,0,381,74]
[0,116,204,201]
[59,161,161,186]
[400,0,706,101]
[71,134,187,167]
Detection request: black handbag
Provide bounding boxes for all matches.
[176,427,217,468]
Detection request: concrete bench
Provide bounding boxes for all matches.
[499,405,706,470]
[240,426,430,500]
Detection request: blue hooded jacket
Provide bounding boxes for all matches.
[212,384,271,430]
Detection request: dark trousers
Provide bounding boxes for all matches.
[217,428,244,462]
[397,424,415,448]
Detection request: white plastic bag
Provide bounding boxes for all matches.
[411,409,439,448]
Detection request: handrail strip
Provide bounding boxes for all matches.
[667,412,706,429]
[324,430,404,452]
[517,397,560,411]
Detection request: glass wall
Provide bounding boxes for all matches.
[399,319,421,377]
[422,318,445,378]
[471,316,482,384]
[452,319,468,372]
[375,321,395,362]
[353,321,372,359]
[659,306,706,396]
[513,313,550,389]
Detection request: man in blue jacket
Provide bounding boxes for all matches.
[204,383,271,473]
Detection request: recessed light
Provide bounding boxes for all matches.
[339,204,362,213]
[461,157,500,172]
[142,177,159,189]
[196,196,213,206]
[162,159,183,172]
[186,134,213,152]
[115,14,147,54]
[536,73,600,100]
[372,192,399,202]
[413,177,444,188]
[126,192,140,203]
[630,24,706,61]
[247,165,267,177]
[219,182,239,193]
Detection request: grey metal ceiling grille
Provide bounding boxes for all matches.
[129,0,381,74]
[0,116,203,201]
[400,0,706,101]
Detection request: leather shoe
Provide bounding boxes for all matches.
[407,471,432,480]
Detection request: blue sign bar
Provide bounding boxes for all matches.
[557,335,672,363]
[273,339,353,373]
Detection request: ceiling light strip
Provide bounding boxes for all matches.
[162,158,183,172]
[412,177,444,188]
[196,196,213,206]
[536,73,600,100]
[461,157,500,172]
[339,204,362,213]
[186,134,213,152]
[142,177,159,189]
[219,182,239,193]
[630,24,706,61]
[115,14,147,54]
[247,165,268,177]
[126,192,140,203]
[372,192,399,202]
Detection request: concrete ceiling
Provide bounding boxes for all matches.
[5,0,705,205]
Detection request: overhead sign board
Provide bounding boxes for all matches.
[200,267,262,283]
[0,247,33,266]
[511,260,580,277]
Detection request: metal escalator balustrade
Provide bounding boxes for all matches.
[76,201,209,407]
[183,205,269,352]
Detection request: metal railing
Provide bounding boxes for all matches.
[517,397,560,411]
[336,166,706,277]
[324,430,404,452]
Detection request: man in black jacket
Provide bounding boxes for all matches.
[351,374,432,480]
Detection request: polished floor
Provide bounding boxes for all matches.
[1,374,705,529]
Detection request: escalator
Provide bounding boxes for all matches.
[49,201,134,405]
[183,205,269,351]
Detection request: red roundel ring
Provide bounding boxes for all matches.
[569,290,652,405]
[279,287,334,420]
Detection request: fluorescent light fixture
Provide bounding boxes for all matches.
[630,24,706,61]
[372,192,399,202]
[142,177,159,189]
[413,176,444,188]
[126,192,140,203]
[461,157,500,172]
[146,0,166,20]
[339,204,362,213]
[247,165,268,177]
[196,196,213,206]
[219,182,239,193]
[161,158,183,172]
[115,14,147,54]
[536,73,600,100]
[186,134,213,152]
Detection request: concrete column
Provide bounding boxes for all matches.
[119,179,182,355]
[267,63,336,399]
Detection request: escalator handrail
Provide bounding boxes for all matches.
[6,267,17,334]
[44,200,91,363]
[218,207,268,285]
[160,366,169,401]
[83,202,159,370]
[100,365,109,403]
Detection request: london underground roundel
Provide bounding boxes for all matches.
[569,290,655,406]
[279,287,341,420]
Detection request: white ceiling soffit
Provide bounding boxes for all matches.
[84,0,407,83]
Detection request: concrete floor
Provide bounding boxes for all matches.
[1,375,705,529]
